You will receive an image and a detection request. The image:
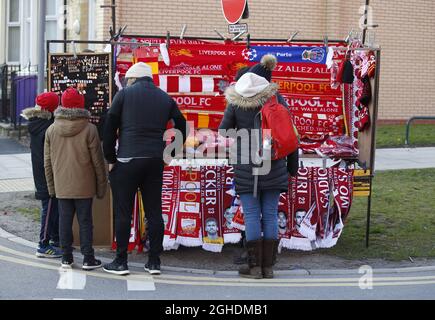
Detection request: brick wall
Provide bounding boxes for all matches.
[95,0,435,120]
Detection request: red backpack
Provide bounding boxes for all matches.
[257,96,299,160]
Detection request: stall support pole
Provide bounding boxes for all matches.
[365,49,381,248]
[37,0,47,93]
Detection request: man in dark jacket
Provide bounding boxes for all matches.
[21,92,62,258]
[103,62,188,276]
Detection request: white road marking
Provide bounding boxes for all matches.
[127,279,156,291]
[57,269,87,290]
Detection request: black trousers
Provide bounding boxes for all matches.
[58,198,94,257]
[109,158,164,263]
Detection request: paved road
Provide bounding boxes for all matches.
[0,231,434,300]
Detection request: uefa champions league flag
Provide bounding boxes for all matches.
[244,46,328,64]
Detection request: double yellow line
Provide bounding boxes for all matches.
[1,244,435,288]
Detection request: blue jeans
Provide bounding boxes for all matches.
[39,198,59,247]
[239,190,281,242]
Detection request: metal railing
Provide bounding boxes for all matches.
[405,116,435,146]
[0,64,22,123]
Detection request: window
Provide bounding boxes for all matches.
[46,0,59,41]
[7,0,21,63]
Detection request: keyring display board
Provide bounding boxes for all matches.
[48,52,113,132]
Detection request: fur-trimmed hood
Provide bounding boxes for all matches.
[21,107,53,120]
[54,107,90,120]
[224,82,279,110]
[53,107,91,137]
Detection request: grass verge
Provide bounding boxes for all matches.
[328,168,435,260]
[376,124,435,148]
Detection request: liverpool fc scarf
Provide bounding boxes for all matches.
[275,79,341,97]
[287,167,313,251]
[299,168,329,241]
[175,167,203,247]
[277,190,292,252]
[222,166,241,244]
[162,166,181,250]
[154,75,228,93]
[201,166,225,252]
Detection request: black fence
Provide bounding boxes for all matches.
[0,64,22,123]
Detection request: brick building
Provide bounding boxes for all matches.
[1,0,434,121]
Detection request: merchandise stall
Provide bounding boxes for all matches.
[107,33,381,253]
[45,30,380,251]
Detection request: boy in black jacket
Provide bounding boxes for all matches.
[21,92,62,258]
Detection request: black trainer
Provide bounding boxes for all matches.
[144,258,161,275]
[102,258,129,276]
[61,254,74,268]
[82,256,102,271]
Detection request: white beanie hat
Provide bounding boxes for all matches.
[125,62,153,79]
[235,72,270,98]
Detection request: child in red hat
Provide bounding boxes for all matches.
[44,87,107,270]
[21,92,62,258]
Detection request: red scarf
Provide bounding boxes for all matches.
[222,166,241,244]
[162,166,181,250]
[168,44,246,64]
[277,190,292,252]
[175,167,203,247]
[287,167,313,251]
[299,168,329,241]
[275,79,341,96]
[154,75,228,93]
[282,95,343,116]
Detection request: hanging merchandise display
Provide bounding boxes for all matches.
[107,34,380,252]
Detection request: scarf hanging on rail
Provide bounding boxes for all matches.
[275,78,342,97]
[316,167,353,248]
[175,167,203,247]
[201,166,225,252]
[286,167,314,251]
[162,166,181,250]
[168,44,247,65]
[283,95,343,116]
[298,168,329,240]
[278,190,292,252]
[222,166,241,244]
[154,75,228,94]
[292,112,345,138]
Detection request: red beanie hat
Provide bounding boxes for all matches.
[35,92,59,113]
[61,88,85,109]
